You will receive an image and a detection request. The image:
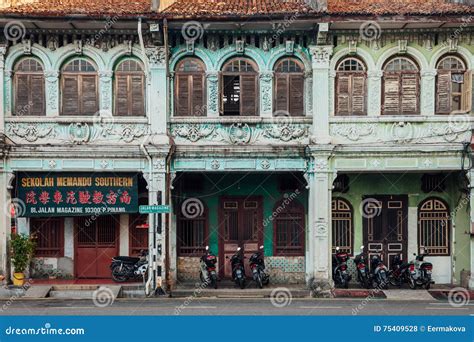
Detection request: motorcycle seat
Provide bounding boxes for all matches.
[113,256,140,264]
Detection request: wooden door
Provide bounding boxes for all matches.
[75,215,119,278]
[362,195,408,269]
[219,196,263,278]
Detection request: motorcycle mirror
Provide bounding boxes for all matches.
[205,246,209,251]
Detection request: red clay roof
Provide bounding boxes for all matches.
[0,0,472,18]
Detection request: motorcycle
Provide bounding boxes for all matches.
[388,255,410,288]
[227,247,246,289]
[249,245,269,288]
[354,246,370,289]
[370,250,389,289]
[199,246,218,289]
[407,248,434,290]
[110,250,148,283]
[332,247,351,288]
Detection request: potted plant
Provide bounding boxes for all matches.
[10,233,35,286]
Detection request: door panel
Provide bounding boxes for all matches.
[363,195,408,269]
[219,197,263,279]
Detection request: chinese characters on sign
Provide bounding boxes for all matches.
[17,173,138,217]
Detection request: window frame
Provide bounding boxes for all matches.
[114,59,146,116]
[60,58,99,116]
[272,198,305,256]
[417,197,451,256]
[174,58,207,117]
[273,57,305,116]
[331,198,354,254]
[177,200,208,256]
[13,57,45,116]
[30,217,64,258]
[335,57,367,116]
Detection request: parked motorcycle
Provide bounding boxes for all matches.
[332,247,351,288]
[388,255,410,288]
[227,247,246,289]
[200,246,218,289]
[354,246,370,289]
[110,250,148,283]
[249,245,269,288]
[407,248,434,290]
[370,250,389,289]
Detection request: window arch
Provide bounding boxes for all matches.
[274,58,304,116]
[174,58,206,117]
[221,58,258,116]
[177,199,208,256]
[331,198,353,254]
[436,55,471,114]
[61,59,98,115]
[382,56,420,115]
[273,198,305,256]
[418,198,450,256]
[335,57,367,116]
[114,59,145,116]
[13,58,45,116]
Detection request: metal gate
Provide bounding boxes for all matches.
[75,215,119,278]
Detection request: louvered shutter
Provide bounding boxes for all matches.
[275,74,289,112]
[115,75,129,116]
[289,74,304,116]
[351,75,366,115]
[62,75,79,115]
[191,74,204,116]
[30,75,45,116]
[240,75,257,116]
[400,73,419,114]
[336,74,351,115]
[175,75,190,116]
[81,75,98,114]
[383,74,400,114]
[14,74,30,115]
[131,75,145,115]
[436,71,452,114]
[462,70,472,113]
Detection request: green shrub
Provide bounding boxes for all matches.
[10,233,36,273]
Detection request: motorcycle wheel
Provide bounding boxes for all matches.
[408,277,417,290]
[239,278,245,289]
[199,272,206,284]
[111,265,128,283]
[256,275,263,289]
[424,282,431,290]
[389,275,401,288]
[363,277,371,289]
[210,274,217,289]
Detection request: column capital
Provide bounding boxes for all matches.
[145,46,168,68]
[98,70,113,78]
[367,70,383,79]
[309,45,333,68]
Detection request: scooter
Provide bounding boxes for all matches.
[110,250,148,283]
[199,246,218,289]
[227,247,246,289]
[249,245,269,288]
[388,255,410,288]
[332,247,351,288]
[407,248,434,290]
[370,250,389,289]
[354,246,370,289]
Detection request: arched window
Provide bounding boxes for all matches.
[174,58,206,116]
[61,59,98,115]
[274,58,304,116]
[336,57,366,116]
[273,199,305,256]
[418,198,450,256]
[436,55,471,114]
[177,199,208,256]
[331,198,353,254]
[221,58,258,116]
[383,57,420,115]
[114,59,145,116]
[13,58,45,116]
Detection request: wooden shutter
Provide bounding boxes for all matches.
[352,75,366,115]
[191,74,204,116]
[275,74,289,112]
[462,70,472,113]
[436,71,452,114]
[62,75,79,115]
[81,75,98,114]
[383,74,401,114]
[175,75,190,116]
[115,75,129,116]
[400,73,419,114]
[131,75,145,115]
[336,74,351,115]
[14,74,30,115]
[240,75,257,116]
[289,74,304,116]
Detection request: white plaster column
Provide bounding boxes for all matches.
[367,70,383,116]
[0,46,6,133]
[64,218,74,260]
[304,70,313,117]
[305,165,316,283]
[407,206,418,258]
[469,169,474,289]
[4,70,12,117]
[119,214,129,256]
[45,70,60,116]
[206,71,219,117]
[99,70,113,114]
[328,71,335,117]
[420,70,437,116]
[0,172,13,277]
[145,47,168,136]
[309,46,333,144]
[259,71,273,117]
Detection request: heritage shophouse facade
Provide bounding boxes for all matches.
[0,0,473,289]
